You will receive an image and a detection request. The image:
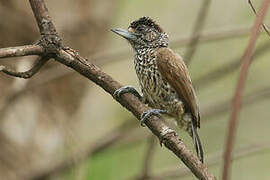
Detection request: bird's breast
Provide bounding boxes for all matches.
[134,52,182,115]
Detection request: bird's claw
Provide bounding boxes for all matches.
[113,86,142,100]
[113,88,124,99]
[140,109,168,127]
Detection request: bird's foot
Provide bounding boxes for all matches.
[159,127,177,146]
[113,85,142,100]
[140,109,168,127]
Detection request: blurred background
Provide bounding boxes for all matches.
[0,0,270,180]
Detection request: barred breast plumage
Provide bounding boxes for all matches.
[134,47,191,133]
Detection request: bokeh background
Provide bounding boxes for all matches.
[0,0,270,180]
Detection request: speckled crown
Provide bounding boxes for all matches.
[129,17,163,33]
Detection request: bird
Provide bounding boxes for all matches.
[111,17,203,163]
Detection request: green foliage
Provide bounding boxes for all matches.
[86,142,145,180]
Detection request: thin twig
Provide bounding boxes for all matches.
[248,0,270,36]
[0,45,43,58]
[0,56,49,78]
[184,0,211,66]
[222,1,270,180]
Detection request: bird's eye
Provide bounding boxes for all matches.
[136,25,144,32]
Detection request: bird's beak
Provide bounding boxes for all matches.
[111,28,137,41]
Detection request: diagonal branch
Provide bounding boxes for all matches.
[222,0,270,180]
[0,45,43,58]
[0,56,49,78]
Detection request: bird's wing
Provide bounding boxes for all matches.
[156,47,200,128]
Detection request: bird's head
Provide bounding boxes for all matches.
[112,17,169,50]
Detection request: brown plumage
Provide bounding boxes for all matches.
[112,17,203,162]
[156,47,200,128]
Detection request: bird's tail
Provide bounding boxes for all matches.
[191,123,204,163]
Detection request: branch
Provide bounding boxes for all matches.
[184,0,211,66]
[0,56,49,78]
[248,0,270,36]
[29,0,57,35]
[222,1,270,180]
[0,45,43,58]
